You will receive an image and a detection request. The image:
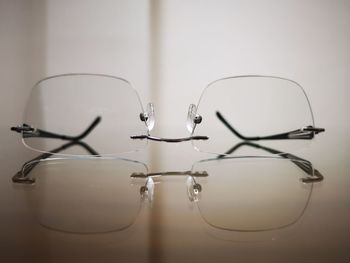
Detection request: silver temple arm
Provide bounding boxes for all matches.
[216,111,325,141]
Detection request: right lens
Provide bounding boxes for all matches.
[23,74,148,156]
[192,76,315,156]
[25,158,148,233]
[191,157,313,231]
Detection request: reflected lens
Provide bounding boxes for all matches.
[191,157,313,231]
[26,158,148,233]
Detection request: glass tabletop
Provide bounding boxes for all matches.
[1,123,349,263]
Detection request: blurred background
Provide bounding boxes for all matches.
[1,0,349,159]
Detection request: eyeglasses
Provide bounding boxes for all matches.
[11,73,325,156]
[12,144,323,233]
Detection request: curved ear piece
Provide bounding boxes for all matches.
[186,176,202,202]
[140,103,155,132]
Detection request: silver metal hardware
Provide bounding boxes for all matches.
[131,171,208,178]
[139,113,148,122]
[194,115,202,124]
[301,126,325,134]
[12,172,35,184]
[11,124,35,133]
[288,126,325,139]
[301,169,324,183]
[130,135,208,143]
[139,103,155,131]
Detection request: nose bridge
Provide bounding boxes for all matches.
[132,101,209,143]
[145,171,205,202]
[131,170,206,201]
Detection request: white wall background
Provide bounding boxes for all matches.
[0,0,151,163]
[45,0,150,103]
[0,0,46,162]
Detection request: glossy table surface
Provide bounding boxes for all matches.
[1,125,349,263]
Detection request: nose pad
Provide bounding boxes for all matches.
[186,176,202,202]
[186,104,202,133]
[140,177,154,203]
[140,103,155,131]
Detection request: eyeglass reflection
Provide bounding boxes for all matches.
[13,142,323,234]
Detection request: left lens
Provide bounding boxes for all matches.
[23,74,148,156]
